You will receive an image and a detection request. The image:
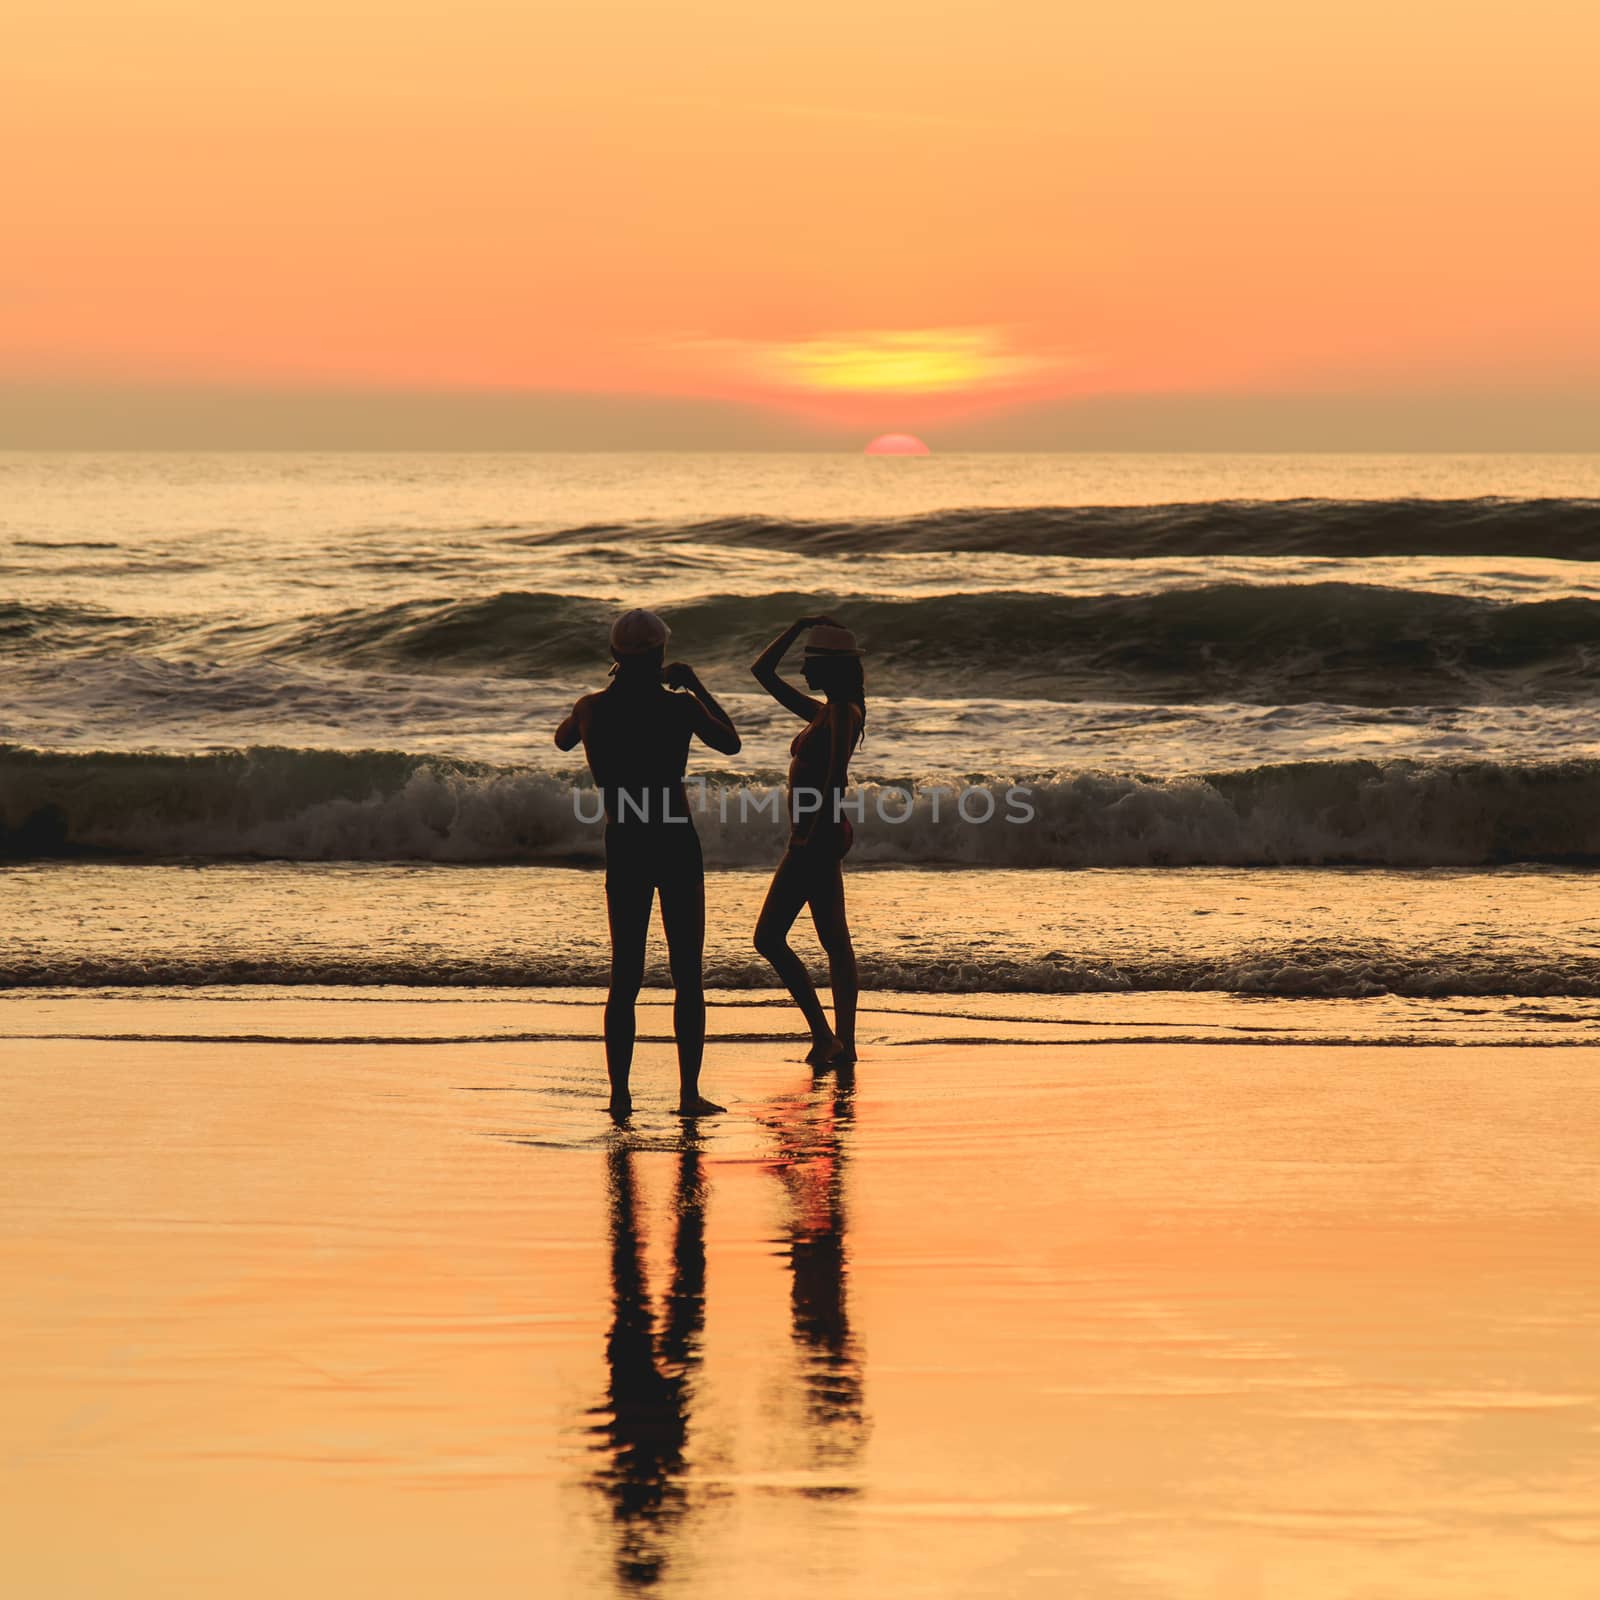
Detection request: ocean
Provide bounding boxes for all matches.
[11,451,1600,1598]
[6,449,1600,1002]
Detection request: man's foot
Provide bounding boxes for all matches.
[606,1091,633,1122]
[826,1043,857,1069]
[676,1094,725,1117]
[804,1035,840,1066]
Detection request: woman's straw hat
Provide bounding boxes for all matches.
[802,622,863,657]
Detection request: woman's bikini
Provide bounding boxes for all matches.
[788,704,860,858]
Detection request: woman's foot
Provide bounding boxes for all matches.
[804,1034,840,1066]
[826,1043,857,1069]
[676,1094,725,1117]
[606,1091,633,1122]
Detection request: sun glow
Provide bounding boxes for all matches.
[5,0,1596,444]
[864,433,931,455]
[764,328,1053,394]
[665,327,1062,403]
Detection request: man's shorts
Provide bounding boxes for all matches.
[603,820,704,895]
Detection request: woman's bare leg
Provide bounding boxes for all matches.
[755,848,838,1061]
[807,860,857,1065]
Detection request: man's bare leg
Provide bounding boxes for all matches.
[604,871,653,1116]
[662,844,723,1116]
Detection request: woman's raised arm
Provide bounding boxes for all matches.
[751,615,832,720]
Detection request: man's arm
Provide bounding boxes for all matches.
[664,664,741,755]
[554,694,590,751]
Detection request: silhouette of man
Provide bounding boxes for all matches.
[556,609,740,1117]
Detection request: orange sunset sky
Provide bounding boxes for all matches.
[4,0,1598,447]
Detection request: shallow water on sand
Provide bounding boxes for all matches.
[9,862,1600,1001]
[5,994,1600,1597]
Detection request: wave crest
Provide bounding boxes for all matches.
[201,584,1600,706]
[523,496,1600,559]
[15,573,1600,706]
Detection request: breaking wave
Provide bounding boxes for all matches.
[7,745,1600,866]
[211,582,1600,705]
[520,496,1600,560]
[15,580,1600,706]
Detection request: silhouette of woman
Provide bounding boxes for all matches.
[751,617,865,1068]
[766,1081,868,1470]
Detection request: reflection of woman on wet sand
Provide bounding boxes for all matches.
[767,1083,867,1465]
[588,1144,706,1589]
[752,617,865,1069]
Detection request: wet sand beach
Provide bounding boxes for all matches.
[5,990,1599,1598]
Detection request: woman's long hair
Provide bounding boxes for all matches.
[819,656,866,747]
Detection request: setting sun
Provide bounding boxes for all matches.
[863,433,931,455]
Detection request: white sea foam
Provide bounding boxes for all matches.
[7,746,1600,867]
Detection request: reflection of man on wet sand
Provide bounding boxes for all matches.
[588,1144,706,1589]
[556,609,741,1118]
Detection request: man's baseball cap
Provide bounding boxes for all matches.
[609,608,670,656]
